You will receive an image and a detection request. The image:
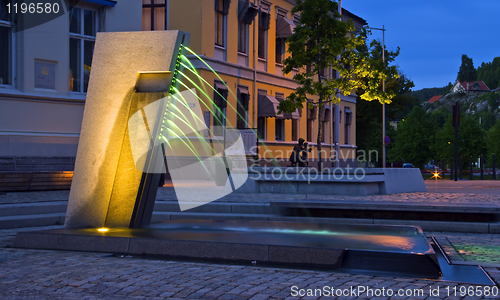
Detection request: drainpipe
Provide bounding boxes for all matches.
[253,0,258,165]
[253,0,258,128]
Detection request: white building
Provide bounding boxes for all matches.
[0,0,141,170]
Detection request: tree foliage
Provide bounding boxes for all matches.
[277,0,399,168]
[457,54,477,82]
[488,120,500,159]
[355,40,416,163]
[279,0,398,112]
[432,114,486,165]
[409,84,451,104]
[390,106,435,168]
[477,56,500,90]
[279,0,398,114]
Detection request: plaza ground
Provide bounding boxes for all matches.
[1,180,500,299]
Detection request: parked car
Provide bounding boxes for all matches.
[424,164,439,170]
[403,163,415,168]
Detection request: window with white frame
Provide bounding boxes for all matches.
[344,107,352,145]
[275,37,284,64]
[142,0,167,31]
[258,2,270,60]
[69,6,97,93]
[274,93,285,141]
[237,19,247,54]
[257,89,267,140]
[331,107,336,144]
[236,86,249,129]
[215,0,229,48]
[0,0,13,86]
[291,118,298,141]
[307,102,316,142]
[237,0,257,54]
[213,81,228,136]
[257,117,266,140]
[275,118,284,141]
[275,8,287,64]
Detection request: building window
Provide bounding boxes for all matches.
[237,86,249,129]
[0,0,12,86]
[215,0,228,48]
[213,81,228,136]
[307,118,313,142]
[345,107,352,145]
[142,0,167,31]
[258,26,266,59]
[275,118,284,141]
[275,8,289,64]
[332,107,336,145]
[275,38,284,64]
[258,9,270,59]
[321,122,327,143]
[257,117,266,140]
[237,19,247,54]
[307,103,316,142]
[69,7,97,93]
[291,119,298,141]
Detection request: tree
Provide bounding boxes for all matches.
[277,0,398,169]
[356,42,416,166]
[457,54,477,83]
[390,106,436,168]
[487,120,500,159]
[477,56,500,89]
[433,114,486,168]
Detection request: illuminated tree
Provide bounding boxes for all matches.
[277,0,398,169]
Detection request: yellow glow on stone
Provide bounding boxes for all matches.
[97,228,109,232]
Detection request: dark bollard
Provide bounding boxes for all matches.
[450,160,454,180]
[480,154,484,180]
[470,156,473,181]
[459,157,463,180]
[493,153,497,180]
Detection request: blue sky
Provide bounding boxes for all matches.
[343,0,500,91]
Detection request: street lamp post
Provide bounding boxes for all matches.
[367,25,386,168]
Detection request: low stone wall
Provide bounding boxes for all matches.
[231,167,426,196]
[0,156,75,172]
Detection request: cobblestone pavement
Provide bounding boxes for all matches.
[2,181,500,207]
[0,226,499,299]
[1,180,500,299]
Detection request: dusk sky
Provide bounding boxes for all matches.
[343,0,500,91]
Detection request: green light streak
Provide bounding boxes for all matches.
[179,62,249,128]
[174,81,223,125]
[161,126,212,175]
[180,55,211,102]
[168,88,209,128]
[171,47,280,170]
[184,47,235,98]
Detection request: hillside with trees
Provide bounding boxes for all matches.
[376,53,500,169]
[477,56,500,90]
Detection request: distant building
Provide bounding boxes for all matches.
[451,80,490,93]
[427,95,442,103]
[0,0,367,170]
[0,0,141,169]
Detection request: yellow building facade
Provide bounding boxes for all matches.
[144,0,365,167]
